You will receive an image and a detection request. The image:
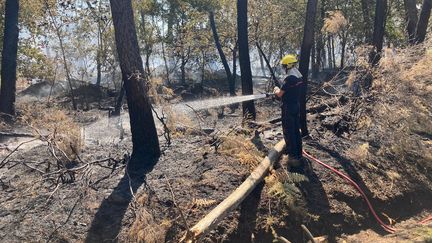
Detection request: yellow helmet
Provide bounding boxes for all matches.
[280,54,298,66]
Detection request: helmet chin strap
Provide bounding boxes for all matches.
[285,64,294,73]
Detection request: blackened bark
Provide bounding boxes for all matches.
[232,42,238,86]
[0,0,19,115]
[237,0,256,120]
[340,36,347,68]
[404,0,418,44]
[319,0,326,70]
[298,0,318,137]
[361,0,372,43]
[370,0,387,65]
[181,52,186,84]
[327,35,332,69]
[311,40,318,78]
[331,36,336,68]
[209,11,236,96]
[96,58,102,86]
[415,0,432,44]
[166,0,177,41]
[258,49,266,77]
[109,0,160,162]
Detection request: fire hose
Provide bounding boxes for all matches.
[302,149,432,233]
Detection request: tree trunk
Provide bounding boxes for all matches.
[45,0,77,110]
[96,21,103,87]
[166,0,177,41]
[109,0,160,162]
[140,10,152,77]
[258,46,267,77]
[0,0,19,116]
[181,53,186,84]
[311,40,318,79]
[237,0,256,120]
[298,0,318,137]
[316,34,324,72]
[113,84,125,116]
[327,35,332,69]
[361,0,372,43]
[182,140,286,242]
[319,0,326,70]
[86,0,103,87]
[404,0,418,44]
[209,11,236,96]
[415,0,432,44]
[321,39,326,69]
[331,36,336,68]
[370,0,387,65]
[96,58,102,86]
[161,36,171,84]
[232,42,238,87]
[340,34,347,69]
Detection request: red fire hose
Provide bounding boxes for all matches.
[420,215,432,225]
[303,150,398,233]
[303,150,432,233]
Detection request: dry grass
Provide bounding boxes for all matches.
[128,208,170,243]
[345,45,374,92]
[160,105,197,137]
[347,143,370,163]
[128,194,171,243]
[16,78,30,92]
[218,134,264,167]
[357,39,432,172]
[17,102,82,161]
[0,120,8,131]
[322,10,348,34]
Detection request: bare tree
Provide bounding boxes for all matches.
[370,0,387,65]
[209,11,236,96]
[86,0,111,87]
[415,0,432,44]
[44,0,77,110]
[361,0,372,43]
[0,0,19,116]
[298,0,318,137]
[237,0,256,120]
[404,0,419,44]
[109,0,160,162]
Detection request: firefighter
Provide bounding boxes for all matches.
[273,54,304,167]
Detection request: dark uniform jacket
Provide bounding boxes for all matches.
[280,67,303,114]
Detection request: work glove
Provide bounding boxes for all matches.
[273,87,280,94]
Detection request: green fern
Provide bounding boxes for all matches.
[273,171,309,184]
[267,171,308,209]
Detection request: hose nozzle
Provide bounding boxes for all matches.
[266,93,275,98]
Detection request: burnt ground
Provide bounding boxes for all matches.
[1,78,432,243]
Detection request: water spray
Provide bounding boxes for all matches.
[173,93,275,112]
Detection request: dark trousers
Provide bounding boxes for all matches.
[282,108,302,159]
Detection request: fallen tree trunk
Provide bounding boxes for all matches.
[0,132,35,138]
[182,140,286,242]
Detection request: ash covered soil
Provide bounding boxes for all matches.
[2,47,432,242]
[1,97,431,243]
